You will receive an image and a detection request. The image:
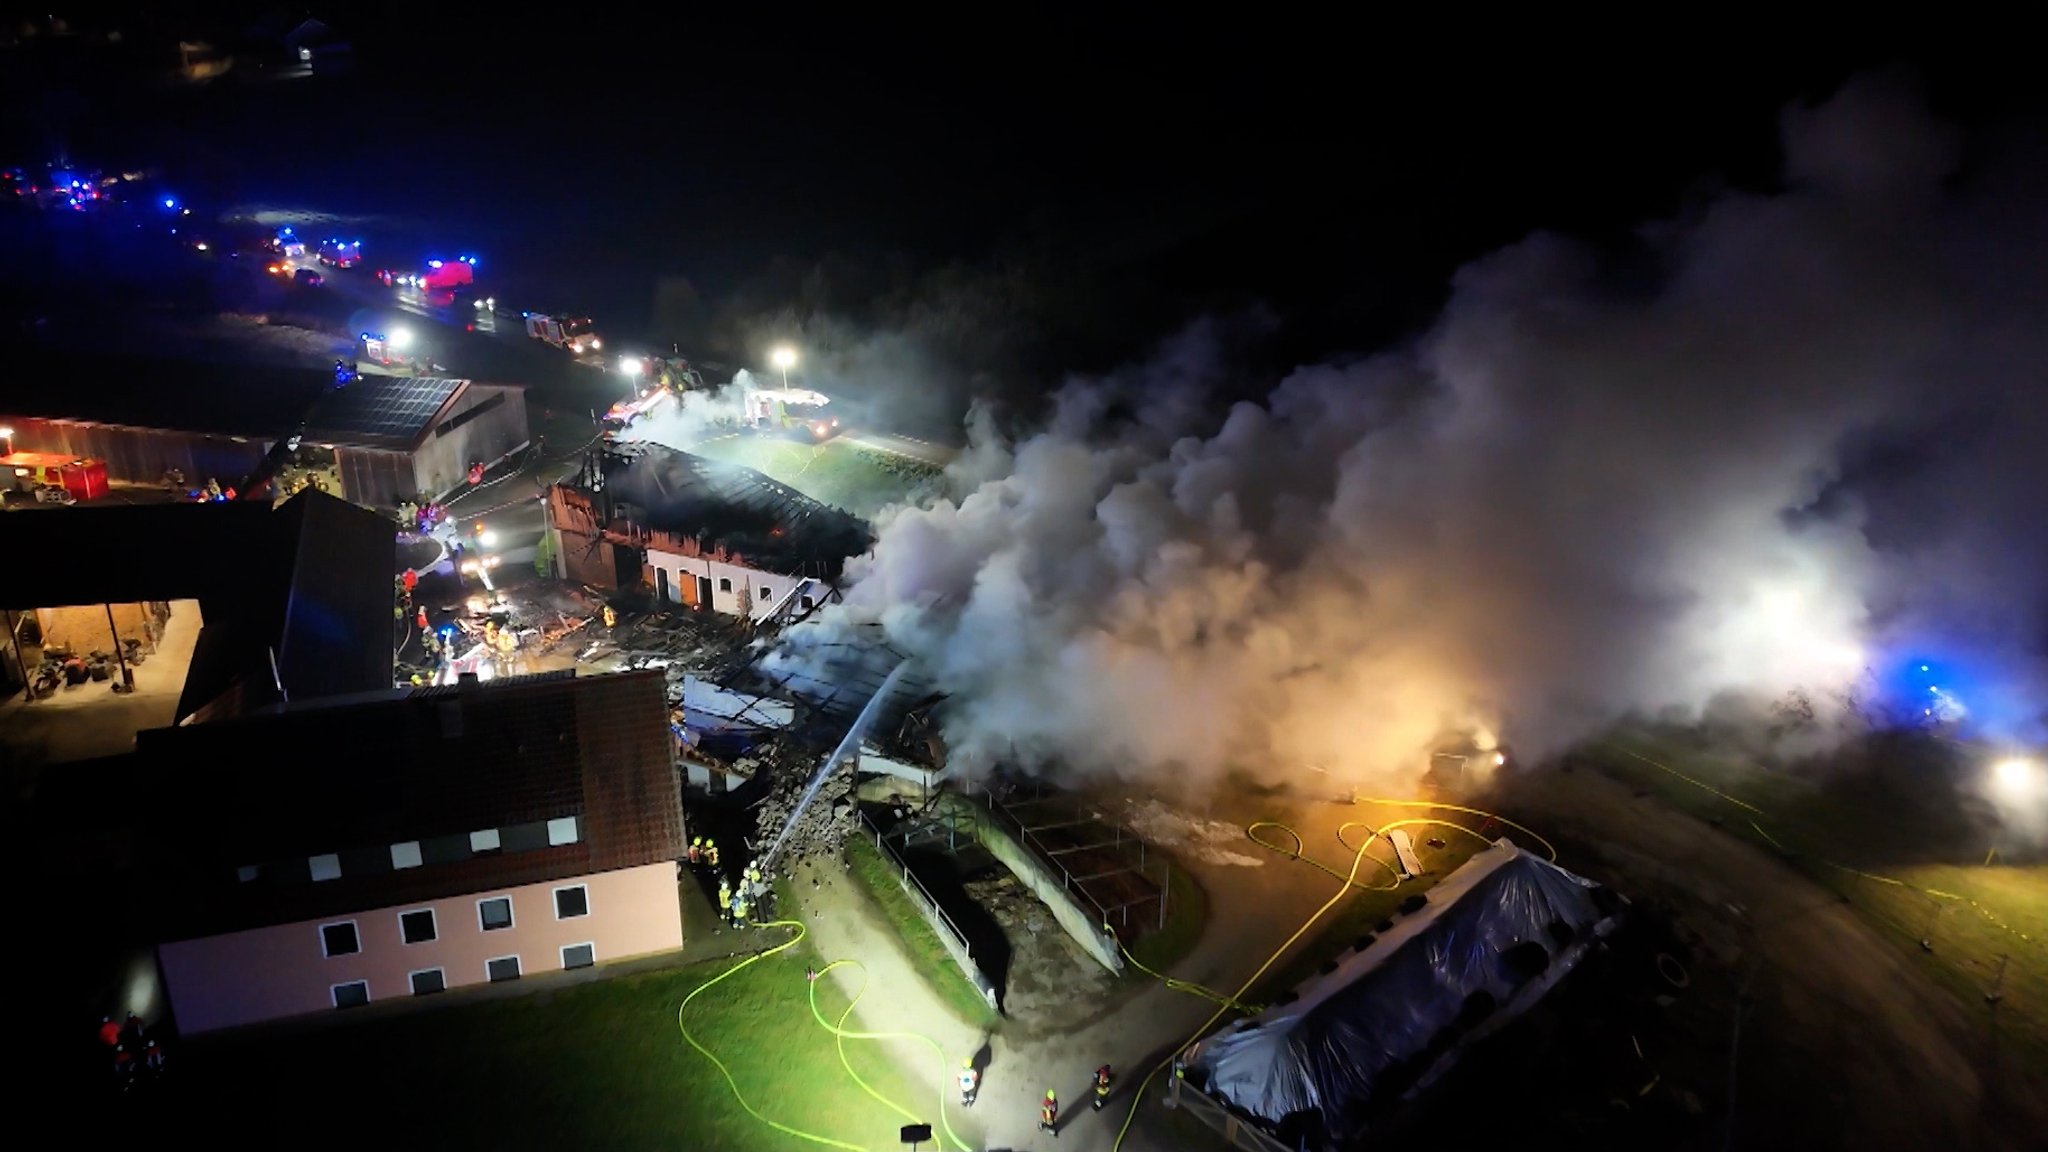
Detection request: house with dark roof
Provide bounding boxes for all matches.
[0,350,528,509]
[135,669,686,1033]
[545,441,871,619]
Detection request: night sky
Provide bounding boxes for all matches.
[9,10,2038,382]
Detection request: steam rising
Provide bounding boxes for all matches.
[768,74,2048,792]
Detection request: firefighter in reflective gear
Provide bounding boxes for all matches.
[1040,1089,1058,1135]
[744,865,764,898]
[601,604,617,629]
[716,880,732,925]
[730,891,750,928]
[704,840,720,869]
[1093,1064,1113,1110]
[687,838,702,867]
[958,1059,978,1107]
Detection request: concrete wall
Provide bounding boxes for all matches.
[853,815,1001,1013]
[934,793,1123,974]
[414,384,529,501]
[158,861,682,1034]
[645,548,812,619]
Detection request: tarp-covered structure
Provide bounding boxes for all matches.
[1191,839,1620,1147]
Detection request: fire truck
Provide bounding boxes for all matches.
[743,387,839,439]
[602,358,709,429]
[524,312,601,355]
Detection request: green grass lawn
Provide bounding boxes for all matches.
[843,836,1003,1030]
[174,938,961,1150]
[684,434,937,520]
[1586,730,2048,1068]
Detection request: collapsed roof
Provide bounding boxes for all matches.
[1191,840,1621,1147]
[598,441,872,576]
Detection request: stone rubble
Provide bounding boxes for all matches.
[748,742,861,866]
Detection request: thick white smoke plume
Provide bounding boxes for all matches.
[768,73,2048,793]
[623,368,759,449]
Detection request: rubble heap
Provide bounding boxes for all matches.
[752,751,861,865]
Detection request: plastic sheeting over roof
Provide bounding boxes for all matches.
[1191,840,1614,1145]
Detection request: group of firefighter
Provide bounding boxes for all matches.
[954,1059,1115,1135]
[686,837,774,928]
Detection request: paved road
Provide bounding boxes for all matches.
[844,430,960,468]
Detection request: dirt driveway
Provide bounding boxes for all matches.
[1497,767,2043,1152]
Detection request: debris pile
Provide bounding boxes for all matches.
[752,749,861,864]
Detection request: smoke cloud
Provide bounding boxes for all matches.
[767,72,2048,794]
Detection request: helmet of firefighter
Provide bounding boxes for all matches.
[1045,1090,1056,1100]
[963,1058,973,1069]
[692,837,702,847]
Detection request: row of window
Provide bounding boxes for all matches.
[695,575,813,609]
[241,817,582,888]
[330,943,596,1008]
[320,885,589,958]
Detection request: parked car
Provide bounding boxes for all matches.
[294,268,325,287]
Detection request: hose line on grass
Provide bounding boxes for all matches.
[1110,798,1550,1152]
[806,959,973,1152]
[677,921,976,1152]
[1117,941,1265,1015]
[676,921,870,1152]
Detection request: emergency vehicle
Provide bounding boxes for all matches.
[743,387,839,439]
[317,238,362,267]
[525,312,601,355]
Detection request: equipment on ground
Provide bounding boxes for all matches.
[525,311,601,355]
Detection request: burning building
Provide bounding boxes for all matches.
[544,442,871,621]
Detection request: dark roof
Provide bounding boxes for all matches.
[603,442,873,574]
[0,349,332,439]
[0,349,491,453]
[301,375,466,451]
[136,670,683,941]
[0,490,397,721]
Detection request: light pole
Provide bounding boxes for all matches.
[770,346,796,390]
[619,356,645,401]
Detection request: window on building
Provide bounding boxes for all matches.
[236,864,261,884]
[758,586,772,602]
[546,816,580,846]
[470,828,502,854]
[799,596,815,611]
[562,943,595,970]
[331,981,370,1009]
[487,956,521,983]
[320,921,360,957]
[400,908,437,944]
[554,885,589,919]
[478,896,514,931]
[308,853,341,882]
[718,577,732,594]
[391,841,423,869]
[409,968,446,996]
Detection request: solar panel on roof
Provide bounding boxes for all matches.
[302,377,466,449]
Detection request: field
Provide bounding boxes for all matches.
[1582,729,2048,1068]
[684,433,938,520]
[161,937,960,1150]
[844,835,1004,1029]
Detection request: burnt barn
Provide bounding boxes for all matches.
[0,351,527,508]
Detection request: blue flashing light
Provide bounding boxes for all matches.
[281,226,293,235]
[162,197,176,209]
[427,259,444,268]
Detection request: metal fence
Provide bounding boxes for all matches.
[976,777,1173,933]
[854,809,1000,1012]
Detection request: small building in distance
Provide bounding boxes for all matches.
[136,669,686,1034]
[545,442,870,621]
[0,351,528,509]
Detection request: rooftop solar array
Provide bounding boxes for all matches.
[303,376,466,450]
